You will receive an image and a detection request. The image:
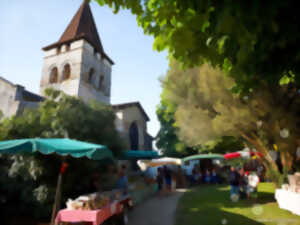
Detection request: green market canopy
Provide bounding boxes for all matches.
[0,138,113,225]
[120,150,159,160]
[0,138,113,160]
[183,154,224,162]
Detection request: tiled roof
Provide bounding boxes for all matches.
[42,0,114,64]
[112,102,150,122]
[22,90,44,102]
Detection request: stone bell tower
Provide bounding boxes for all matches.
[40,0,114,104]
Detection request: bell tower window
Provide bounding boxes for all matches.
[99,75,104,90]
[66,43,70,52]
[56,47,61,55]
[49,67,58,84]
[62,64,71,81]
[88,68,94,84]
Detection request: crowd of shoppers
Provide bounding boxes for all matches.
[229,166,260,200]
[187,166,221,185]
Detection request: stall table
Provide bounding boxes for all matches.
[55,201,122,225]
[275,189,300,216]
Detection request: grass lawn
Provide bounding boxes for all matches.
[176,183,300,225]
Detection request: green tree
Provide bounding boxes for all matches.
[0,89,124,154]
[156,97,197,157]
[163,61,300,185]
[0,89,124,220]
[95,0,300,92]
[156,87,244,157]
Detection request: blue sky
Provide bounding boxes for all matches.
[0,0,169,138]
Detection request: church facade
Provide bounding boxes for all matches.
[0,1,153,150]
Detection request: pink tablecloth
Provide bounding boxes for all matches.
[55,201,122,225]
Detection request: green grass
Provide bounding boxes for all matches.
[176,183,300,225]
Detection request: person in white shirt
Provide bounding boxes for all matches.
[247,172,260,198]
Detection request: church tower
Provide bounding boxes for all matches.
[40,0,114,104]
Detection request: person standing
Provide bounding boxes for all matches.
[156,167,164,197]
[211,169,218,184]
[116,165,129,196]
[248,171,260,198]
[163,166,172,194]
[238,168,248,199]
[205,170,211,183]
[229,166,240,199]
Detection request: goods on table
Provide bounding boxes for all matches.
[66,189,122,210]
[281,172,300,193]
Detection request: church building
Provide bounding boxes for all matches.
[0,1,153,150]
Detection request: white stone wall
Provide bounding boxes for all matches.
[40,39,112,105]
[114,106,148,150]
[0,77,40,118]
[40,40,84,97]
[0,78,20,118]
[78,41,111,104]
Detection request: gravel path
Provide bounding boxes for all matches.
[128,189,186,225]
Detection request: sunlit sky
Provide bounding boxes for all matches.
[0,0,169,138]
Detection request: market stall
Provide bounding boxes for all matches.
[56,192,132,225]
[183,153,224,162]
[120,150,159,160]
[275,173,300,216]
[118,150,160,206]
[138,157,182,169]
[0,138,114,225]
[224,151,263,160]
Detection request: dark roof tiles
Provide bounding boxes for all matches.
[43,1,114,64]
[112,102,150,122]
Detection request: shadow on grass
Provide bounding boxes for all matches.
[175,184,274,225]
[176,206,264,225]
[187,184,275,209]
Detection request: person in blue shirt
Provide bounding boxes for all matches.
[116,165,129,195]
[163,166,172,193]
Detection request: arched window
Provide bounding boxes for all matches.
[99,75,104,90]
[88,68,94,84]
[66,43,70,52]
[56,47,61,55]
[49,67,58,84]
[62,64,71,81]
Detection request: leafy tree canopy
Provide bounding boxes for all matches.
[95,0,300,92]
[163,60,300,184]
[156,87,244,157]
[0,88,124,154]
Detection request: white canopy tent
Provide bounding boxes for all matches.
[137,157,182,171]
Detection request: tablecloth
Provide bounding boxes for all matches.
[275,189,300,216]
[55,201,122,225]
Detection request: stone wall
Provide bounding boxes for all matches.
[0,77,21,118]
[40,40,83,97]
[0,77,41,118]
[40,39,112,104]
[114,106,148,150]
[78,41,111,104]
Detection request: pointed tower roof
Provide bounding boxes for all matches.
[43,0,114,64]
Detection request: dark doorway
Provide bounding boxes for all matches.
[129,122,139,170]
[129,122,139,150]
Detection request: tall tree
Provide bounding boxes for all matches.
[156,87,244,157]
[163,60,300,184]
[95,0,300,92]
[156,97,197,157]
